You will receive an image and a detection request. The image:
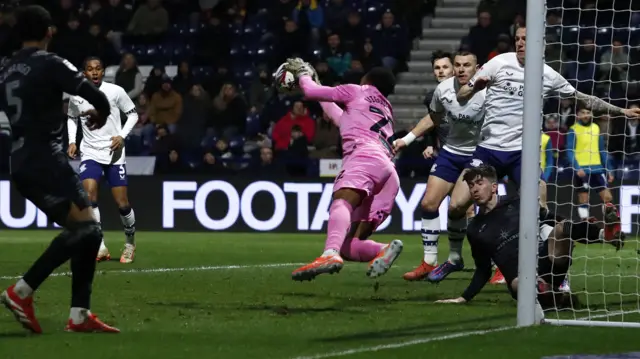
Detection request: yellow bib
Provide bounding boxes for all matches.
[571,122,601,166]
[540,133,550,171]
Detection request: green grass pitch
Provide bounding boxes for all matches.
[0,231,639,359]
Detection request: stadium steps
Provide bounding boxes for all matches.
[390,0,481,128]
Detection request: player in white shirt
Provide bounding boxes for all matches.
[453,26,640,288]
[67,57,139,264]
[394,52,485,282]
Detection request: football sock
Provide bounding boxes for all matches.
[577,204,589,220]
[119,207,136,245]
[21,230,76,293]
[447,216,466,264]
[421,210,440,266]
[340,237,385,262]
[70,307,90,324]
[14,279,33,299]
[323,199,354,254]
[70,222,102,309]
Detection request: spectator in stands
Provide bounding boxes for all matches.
[115,53,143,101]
[199,151,231,174]
[149,75,183,133]
[600,39,630,84]
[310,112,340,159]
[557,98,576,132]
[373,11,408,71]
[254,147,285,175]
[266,0,296,37]
[195,14,229,66]
[86,23,118,66]
[176,84,211,154]
[204,65,233,96]
[249,65,274,114]
[359,39,382,72]
[546,11,562,41]
[102,0,133,53]
[322,33,351,77]
[343,59,365,84]
[151,124,178,159]
[156,149,190,174]
[211,83,248,137]
[81,0,105,29]
[273,19,308,67]
[509,13,524,39]
[172,61,196,95]
[543,114,564,151]
[564,37,600,94]
[315,61,338,85]
[227,0,251,20]
[144,64,166,97]
[126,0,169,43]
[284,125,309,176]
[51,0,76,29]
[466,10,500,65]
[272,101,316,152]
[292,0,324,44]
[623,104,640,158]
[487,34,512,61]
[340,10,365,54]
[545,35,566,74]
[49,13,90,67]
[324,0,349,32]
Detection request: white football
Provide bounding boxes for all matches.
[274,62,297,94]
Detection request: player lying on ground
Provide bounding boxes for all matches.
[283,58,403,281]
[393,51,486,283]
[435,165,624,308]
[452,25,639,284]
[0,5,118,333]
[67,56,139,263]
[566,105,616,222]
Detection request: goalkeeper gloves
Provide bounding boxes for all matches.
[285,58,320,84]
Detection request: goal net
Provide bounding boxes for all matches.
[535,0,640,327]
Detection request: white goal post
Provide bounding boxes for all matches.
[519,0,640,328]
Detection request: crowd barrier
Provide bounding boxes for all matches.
[0,176,638,234]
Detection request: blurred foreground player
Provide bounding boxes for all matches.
[0,6,119,333]
[284,58,403,281]
[67,56,139,263]
[435,165,624,308]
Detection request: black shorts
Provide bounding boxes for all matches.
[11,152,90,226]
[536,223,574,289]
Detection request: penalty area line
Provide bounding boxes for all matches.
[0,262,306,280]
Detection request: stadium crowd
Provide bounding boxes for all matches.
[0,0,639,178]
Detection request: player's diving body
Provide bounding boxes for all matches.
[451,26,637,251]
[67,57,139,263]
[566,106,616,222]
[393,52,485,282]
[435,165,623,307]
[0,5,118,333]
[283,59,403,281]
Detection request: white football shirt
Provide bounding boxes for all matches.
[468,52,576,151]
[430,77,486,156]
[67,82,137,165]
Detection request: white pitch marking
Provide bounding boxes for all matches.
[0,262,306,280]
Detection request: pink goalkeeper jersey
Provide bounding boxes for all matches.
[299,76,395,159]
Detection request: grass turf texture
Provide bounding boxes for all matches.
[0,231,639,359]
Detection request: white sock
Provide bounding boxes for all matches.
[421,216,440,266]
[14,279,33,299]
[92,205,101,223]
[120,208,136,245]
[447,217,466,263]
[99,239,107,251]
[599,229,605,240]
[70,307,90,324]
[577,205,589,220]
[322,249,339,257]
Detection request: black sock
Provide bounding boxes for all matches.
[551,259,570,290]
[69,222,102,309]
[564,221,602,244]
[22,230,75,291]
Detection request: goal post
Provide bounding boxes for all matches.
[519,0,640,328]
[517,0,546,328]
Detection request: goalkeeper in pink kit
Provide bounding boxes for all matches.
[283,59,403,281]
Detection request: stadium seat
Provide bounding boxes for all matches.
[245,113,262,137]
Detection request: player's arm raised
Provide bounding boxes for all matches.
[319,102,342,126]
[49,55,111,129]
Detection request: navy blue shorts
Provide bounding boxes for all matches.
[467,146,544,188]
[573,171,607,193]
[430,148,473,183]
[79,160,128,187]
